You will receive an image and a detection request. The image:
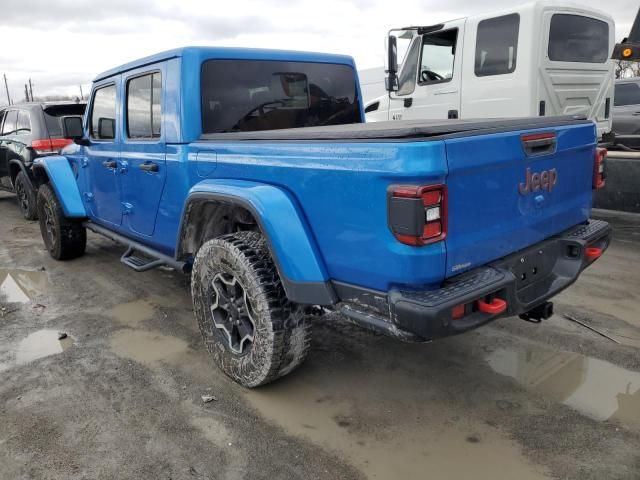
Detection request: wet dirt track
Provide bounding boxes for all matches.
[1,190,639,480]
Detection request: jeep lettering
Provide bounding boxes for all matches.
[518,167,558,195]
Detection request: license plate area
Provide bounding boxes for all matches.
[505,241,560,291]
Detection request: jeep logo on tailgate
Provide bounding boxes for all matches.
[518,168,558,195]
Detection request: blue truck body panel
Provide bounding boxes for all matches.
[184,179,330,284]
[444,123,596,277]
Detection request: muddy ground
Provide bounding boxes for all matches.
[1,190,639,480]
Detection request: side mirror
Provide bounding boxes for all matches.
[386,35,399,92]
[97,117,115,140]
[62,116,84,139]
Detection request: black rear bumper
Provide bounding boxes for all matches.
[338,219,612,341]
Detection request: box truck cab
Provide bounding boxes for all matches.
[366,1,615,139]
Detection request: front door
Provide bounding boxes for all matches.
[85,81,122,226]
[119,68,167,237]
[390,21,465,121]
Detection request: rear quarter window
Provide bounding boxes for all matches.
[201,59,361,133]
[548,14,609,63]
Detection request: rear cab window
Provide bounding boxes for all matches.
[548,14,609,63]
[201,60,361,133]
[615,82,640,106]
[90,84,117,140]
[475,14,520,77]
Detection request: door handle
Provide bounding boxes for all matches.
[139,162,159,172]
[102,160,117,169]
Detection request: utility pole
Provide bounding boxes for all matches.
[3,73,11,105]
[28,78,34,102]
[79,85,84,100]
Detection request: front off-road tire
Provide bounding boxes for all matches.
[15,171,38,220]
[37,183,87,260]
[192,231,311,387]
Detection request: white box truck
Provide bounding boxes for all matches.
[365,1,615,139]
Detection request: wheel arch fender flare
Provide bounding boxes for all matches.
[32,156,87,218]
[177,179,337,305]
[8,159,35,190]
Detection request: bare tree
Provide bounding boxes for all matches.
[615,60,640,79]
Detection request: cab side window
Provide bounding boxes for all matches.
[475,14,520,77]
[0,111,5,133]
[126,72,162,139]
[419,29,458,84]
[1,110,18,136]
[16,111,31,134]
[90,84,117,140]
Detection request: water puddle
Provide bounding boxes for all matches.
[109,300,155,327]
[0,329,74,371]
[0,269,48,303]
[246,369,549,479]
[110,330,188,366]
[486,347,640,429]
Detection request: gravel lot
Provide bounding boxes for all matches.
[1,190,639,479]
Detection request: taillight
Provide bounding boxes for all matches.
[388,184,447,246]
[31,138,73,155]
[593,148,606,190]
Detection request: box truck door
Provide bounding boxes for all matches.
[389,20,465,121]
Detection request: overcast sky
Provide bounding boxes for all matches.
[0,0,636,105]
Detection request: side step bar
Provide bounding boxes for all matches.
[83,222,190,273]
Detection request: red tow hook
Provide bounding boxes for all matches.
[585,247,603,260]
[477,298,508,315]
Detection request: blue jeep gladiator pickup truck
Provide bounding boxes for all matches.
[33,47,611,387]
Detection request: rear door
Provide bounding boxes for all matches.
[443,120,595,278]
[538,11,614,138]
[119,66,167,237]
[86,80,122,226]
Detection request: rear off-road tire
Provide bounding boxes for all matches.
[37,183,86,260]
[15,171,38,220]
[191,231,311,387]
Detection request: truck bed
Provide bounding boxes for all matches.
[200,116,591,142]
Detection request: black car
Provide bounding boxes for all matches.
[0,102,86,219]
[612,78,640,149]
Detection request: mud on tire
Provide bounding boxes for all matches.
[37,183,87,260]
[191,231,311,388]
[15,171,38,221]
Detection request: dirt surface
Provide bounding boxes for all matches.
[1,191,639,479]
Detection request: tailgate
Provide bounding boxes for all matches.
[443,121,596,278]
